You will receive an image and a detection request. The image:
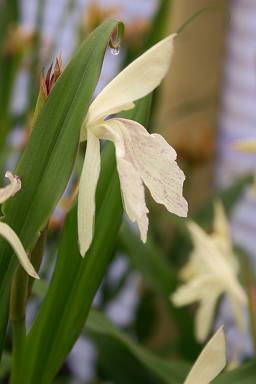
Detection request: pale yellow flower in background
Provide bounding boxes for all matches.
[184,327,226,384]
[78,34,188,256]
[0,172,38,279]
[233,139,256,153]
[171,201,247,342]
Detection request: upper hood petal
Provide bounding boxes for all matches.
[87,34,176,126]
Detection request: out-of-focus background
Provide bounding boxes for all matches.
[1,0,256,382]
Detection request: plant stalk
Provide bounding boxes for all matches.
[10,267,29,384]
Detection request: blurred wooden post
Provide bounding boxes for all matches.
[146,0,229,354]
[155,0,228,212]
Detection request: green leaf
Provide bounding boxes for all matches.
[18,97,151,383]
[144,0,173,49]
[213,362,256,384]
[0,351,11,380]
[118,223,200,360]
[193,174,253,228]
[0,18,123,357]
[86,309,189,384]
[0,0,20,150]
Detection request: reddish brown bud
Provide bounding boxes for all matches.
[40,55,63,98]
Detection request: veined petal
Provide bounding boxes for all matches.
[0,222,38,279]
[117,158,149,241]
[184,327,226,384]
[114,118,188,217]
[99,121,149,242]
[233,139,256,153]
[0,171,21,204]
[87,34,176,125]
[78,130,101,256]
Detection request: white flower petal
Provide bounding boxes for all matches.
[115,118,188,217]
[184,327,226,384]
[233,139,256,153]
[78,130,101,256]
[213,201,230,241]
[187,221,247,306]
[172,275,220,306]
[0,171,21,204]
[98,121,149,242]
[0,222,38,279]
[195,296,219,343]
[212,201,238,271]
[87,34,176,125]
[117,158,149,242]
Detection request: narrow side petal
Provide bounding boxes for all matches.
[78,131,101,256]
[195,295,219,343]
[99,121,149,242]
[233,139,256,153]
[0,171,21,204]
[171,275,219,307]
[212,200,238,270]
[184,327,226,384]
[213,200,230,241]
[115,118,188,217]
[87,34,176,124]
[0,222,38,279]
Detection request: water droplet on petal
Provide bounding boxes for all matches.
[111,47,120,56]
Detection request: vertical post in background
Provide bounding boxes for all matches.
[155,0,228,213]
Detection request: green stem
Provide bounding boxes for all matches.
[10,267,29,384]
[9,226,47,383]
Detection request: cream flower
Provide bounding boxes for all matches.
[78,34,188,256]
[184,327,226,384]
[0,172,38,279]
[171,201,247,342]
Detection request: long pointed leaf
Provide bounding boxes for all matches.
[0,18,122,357]
[86,309,189,384]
